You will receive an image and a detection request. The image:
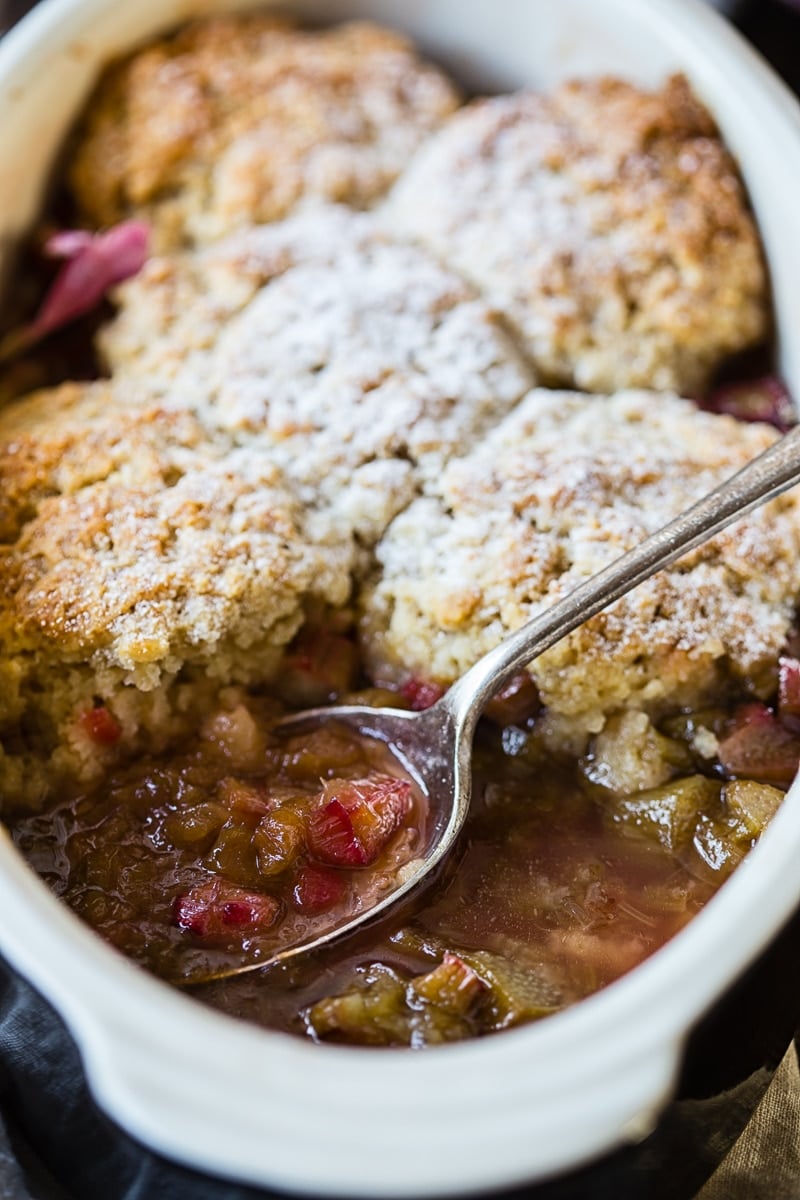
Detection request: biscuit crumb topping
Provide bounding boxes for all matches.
[386,75,768,394]
[362,391,800,741]
[0,26,785,808]
[68,17,461,250]
[102,208,535,542]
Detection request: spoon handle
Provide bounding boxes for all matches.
[444,421,800,732]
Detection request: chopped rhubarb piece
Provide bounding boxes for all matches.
[411,952,487,1016]
[307,776,413,867]
[172,879,280,938]
[163,802,228,851]
[698,376,795,432]
[400,678,444,711]
[343,777,413,855]
[307,967,412,1045]
[281,631,359,705]
[0,221,149,362]
[80,705,122,747]
[204,821,260,887]
[306,798,366,866]
[718,703,800,786]
[221,901,260,928]
[485,672,541,726]
[779,657,800,718]
[201,704,267,768]
[283,726,362,782]
[172,892,210,937]
[254,808,305,877]
[308,958,484,1046]
[217,777,270,822]
[291,865,346,913]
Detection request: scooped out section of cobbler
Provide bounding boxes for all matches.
[0,11,797,1047]
[13,697,427,984]
[11,631,796,1044]
[8,385,800,1038]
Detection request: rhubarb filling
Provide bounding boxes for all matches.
[9,631,798,1046]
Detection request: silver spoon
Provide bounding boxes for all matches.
[189,421,800,986]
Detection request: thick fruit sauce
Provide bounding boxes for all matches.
[11,634,800,1047]
[13,702,425,985]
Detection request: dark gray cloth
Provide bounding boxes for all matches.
[0,1113,39,1200]
[0,1119,67,1200]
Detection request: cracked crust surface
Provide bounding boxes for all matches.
[100,208,535,542]
[2,47,783,805]
[0,379,352,680]
[362,390,800,747]
[385,75,768,395]
[68,16,460,251]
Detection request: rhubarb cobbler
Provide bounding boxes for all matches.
[2,13,799,1047]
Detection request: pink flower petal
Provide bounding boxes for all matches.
[0,221,149,363]
[43,230,95,260]
[32,220,149,338]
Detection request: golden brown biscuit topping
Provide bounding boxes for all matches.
[69,17,460,250]
[386,75,768,394]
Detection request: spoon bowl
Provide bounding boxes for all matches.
[186,420,800,985]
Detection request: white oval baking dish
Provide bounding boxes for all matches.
[2,0,800,1195]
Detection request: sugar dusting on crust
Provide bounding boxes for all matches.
[0,47,785,806]
[0,379,354,676]
[68,16,461,251]
[0,382,210,544]
[101,208,535,542]
[204,219,534,539]
[362,390,800,747]
[385,75,768,395]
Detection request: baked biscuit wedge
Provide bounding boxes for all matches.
[69,16,460,251]
[386,76,768,395]
[361,390,800,750]
[0,381,353,804]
